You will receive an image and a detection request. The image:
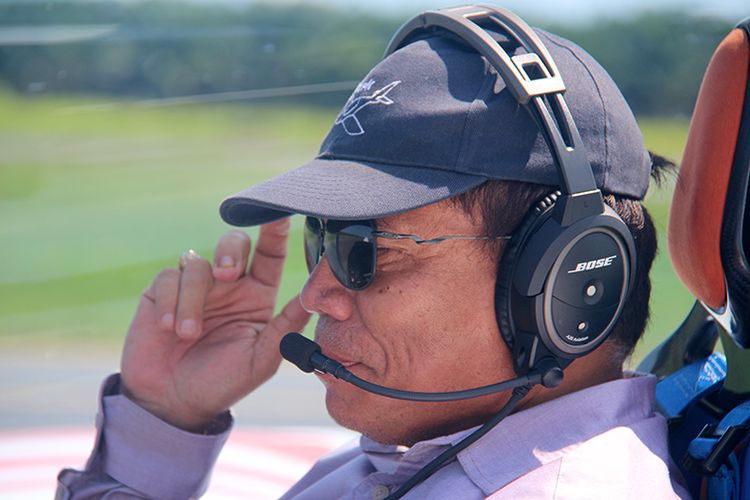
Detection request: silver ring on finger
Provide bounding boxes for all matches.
[178,249,200,270]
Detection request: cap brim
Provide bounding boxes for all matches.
[219,157,488,226]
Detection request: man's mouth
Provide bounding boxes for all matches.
[313,358,362,387]
[314,325,363,377]
[336,360,358,368]
[317,358,360,372]
[315,340,358,368]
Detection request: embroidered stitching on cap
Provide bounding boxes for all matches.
[334,80,401,136]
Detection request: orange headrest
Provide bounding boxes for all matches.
[668,27,750,310]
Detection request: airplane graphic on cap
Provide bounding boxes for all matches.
[334,80,401,136]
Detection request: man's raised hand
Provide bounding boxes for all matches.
[120,218,311,431]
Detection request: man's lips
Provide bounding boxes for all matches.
[319,358,360,371]
[314,360,360,375]
[314,364,361,386]
[315,345,358,367]
[313,353,362,385]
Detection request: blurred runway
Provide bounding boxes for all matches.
[0,341,335,428]
[0,340,347,498]
[0,426,354,499]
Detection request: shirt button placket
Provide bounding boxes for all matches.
[371,484,391,500]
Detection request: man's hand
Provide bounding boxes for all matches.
[120,218,311,431]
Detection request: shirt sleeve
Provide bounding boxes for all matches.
[56,373,233,500]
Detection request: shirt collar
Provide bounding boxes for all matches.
[360,375,657,494]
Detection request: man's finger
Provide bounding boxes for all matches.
[248,218,291,288]
[213,230,251,282]
[175,256,214,340]
[254,295,312,375]
[154,268,180,331]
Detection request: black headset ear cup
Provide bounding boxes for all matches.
[495,192,559,351]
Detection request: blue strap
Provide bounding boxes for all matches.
[687,400,750,462]
[742,443,750,500]
[706,454,740,500]
[687,400,750,500]
[656,352,727,419]
[715,401,750,435]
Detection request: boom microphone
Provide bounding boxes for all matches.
[280,332,563,402]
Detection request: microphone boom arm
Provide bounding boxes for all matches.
[280,333,556,402]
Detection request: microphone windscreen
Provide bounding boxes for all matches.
[280,332,321,373]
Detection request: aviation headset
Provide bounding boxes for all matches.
[384,5,637,383]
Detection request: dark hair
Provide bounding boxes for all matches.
[450,152,676,364]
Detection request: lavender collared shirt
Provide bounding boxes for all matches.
[57,374,690,499]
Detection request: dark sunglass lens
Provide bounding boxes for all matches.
[303,217,323,272]
[334,225,376,290]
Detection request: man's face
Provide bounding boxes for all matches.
[299,201,517,445]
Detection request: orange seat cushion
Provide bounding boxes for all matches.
[668,28,749,310]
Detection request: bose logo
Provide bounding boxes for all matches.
[567,255,617,274]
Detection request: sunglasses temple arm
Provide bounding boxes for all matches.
[372,232,512,245]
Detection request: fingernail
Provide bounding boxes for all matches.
[180,319,197,337]
[219,255,234,268]
[161,313,174,329]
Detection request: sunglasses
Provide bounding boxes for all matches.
[304,217,511,290]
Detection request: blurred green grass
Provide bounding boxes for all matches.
[0,90,334,344]
[634,117,694,363]
[0,89,695,364]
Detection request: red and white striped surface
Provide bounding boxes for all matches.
[0,426,355,499]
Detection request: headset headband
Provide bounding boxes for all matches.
[384,5,605,226]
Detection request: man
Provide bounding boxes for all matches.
[58,8,689,499]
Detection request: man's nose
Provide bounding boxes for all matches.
[300,256,354,321]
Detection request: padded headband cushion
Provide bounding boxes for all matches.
[669,28,750,310]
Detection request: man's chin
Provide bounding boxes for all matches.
[324,388,361,431]
[323,381,381,434]
[322,377,360,417]
[321,380,418,445]
[321,378,511,446]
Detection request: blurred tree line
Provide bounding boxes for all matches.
[0,1,734,115]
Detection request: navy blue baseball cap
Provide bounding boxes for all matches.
[220,29,650,227]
